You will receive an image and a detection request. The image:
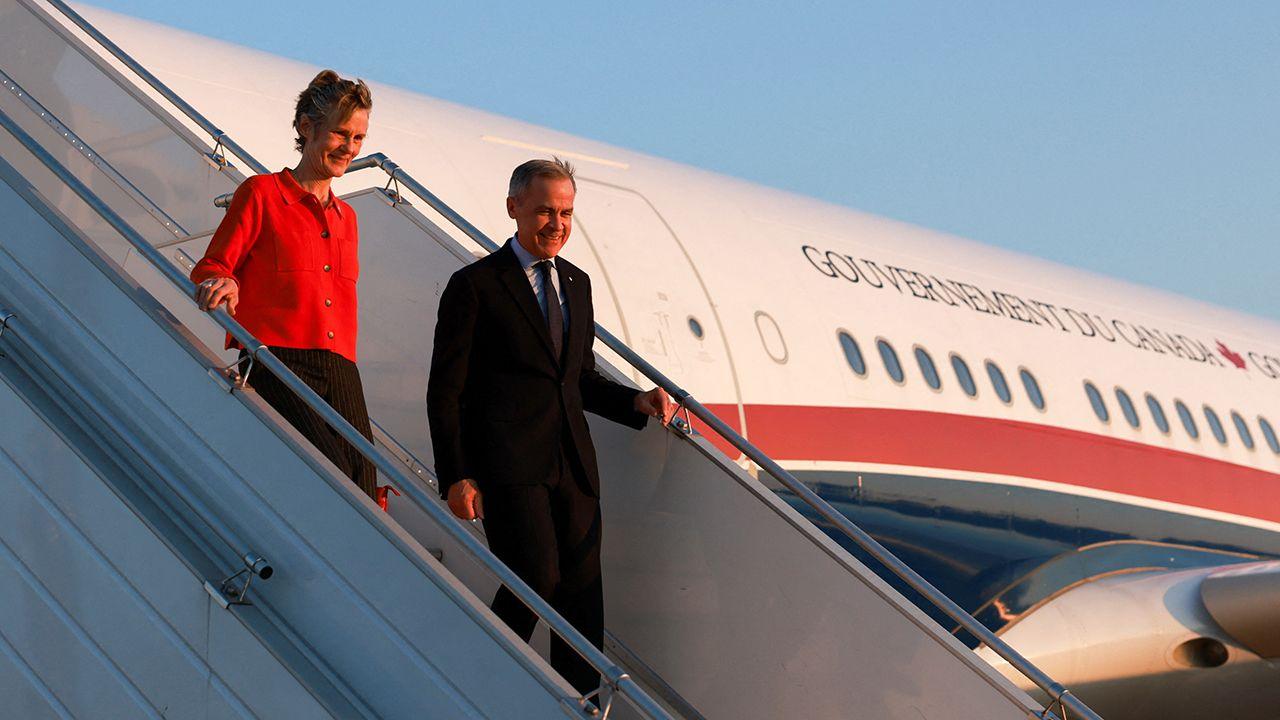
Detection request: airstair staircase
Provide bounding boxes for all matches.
[0,0,1102,717]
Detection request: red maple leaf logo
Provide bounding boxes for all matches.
[1216,340,1247,370]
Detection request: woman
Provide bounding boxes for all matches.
[192,70,378,500]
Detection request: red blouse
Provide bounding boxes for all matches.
[192,169,361,362]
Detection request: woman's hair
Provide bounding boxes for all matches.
[293,70,372,152]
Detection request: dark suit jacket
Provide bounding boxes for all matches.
[427,240,647,499]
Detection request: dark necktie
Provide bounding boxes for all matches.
[536,260,563,360]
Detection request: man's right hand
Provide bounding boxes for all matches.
[447,478,484,520]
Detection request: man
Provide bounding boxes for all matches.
[426,158,672,696]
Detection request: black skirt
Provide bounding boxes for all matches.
[244,347,378,499]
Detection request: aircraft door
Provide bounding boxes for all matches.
[569,179,744,434]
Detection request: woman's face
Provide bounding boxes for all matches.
[299,107,369,179]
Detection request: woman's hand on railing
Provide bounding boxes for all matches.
[195,276,239,315]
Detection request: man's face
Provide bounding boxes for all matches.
[507,176,575,259]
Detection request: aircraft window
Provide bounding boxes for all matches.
[1115,389,1140,428]
[877,338,905,384]
[951,354,977,397]
[985,361,1012,404]
[1175,400,1199,439]
[754,311,788,364]
[1259,417,1280,454]
[1231,412,1255,450]
[1084,382,1109,423]
[1203,406,1227,445]
[1019,368,1045,410]
[914,347,941,390]
[837,330,866,376]
[688,316,704,339]
[1145,394,1170,434]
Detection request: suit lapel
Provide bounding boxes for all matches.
[496,242,559,365]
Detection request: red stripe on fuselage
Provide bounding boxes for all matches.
[703,403,1280,525]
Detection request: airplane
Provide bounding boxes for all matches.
[14,4,1280,718]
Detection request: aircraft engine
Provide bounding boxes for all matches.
[976,561,1280,720]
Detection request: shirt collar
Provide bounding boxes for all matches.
[509,235,555,271]
[274,168,344,217]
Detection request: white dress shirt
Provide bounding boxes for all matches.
[509,235,569,330]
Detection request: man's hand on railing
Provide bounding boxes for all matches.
[195,276,239,315]
[634,387,676,426]
[447,478,484,520]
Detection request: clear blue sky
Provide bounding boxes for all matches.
[88,1,1280,321]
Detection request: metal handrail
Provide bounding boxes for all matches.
[40,0,270,177]
[343,152,1103,720]
[0,107,670,720]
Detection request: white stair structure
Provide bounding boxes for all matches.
[0,0,1103,717]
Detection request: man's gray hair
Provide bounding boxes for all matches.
[508,157,577,199]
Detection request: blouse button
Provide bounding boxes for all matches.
[327,331,335,339]
[325,298,332,307]
[323,264,331,272]
[321,231,330,239]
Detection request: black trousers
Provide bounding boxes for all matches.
[483,448,603,696]
[245,347,379,500]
